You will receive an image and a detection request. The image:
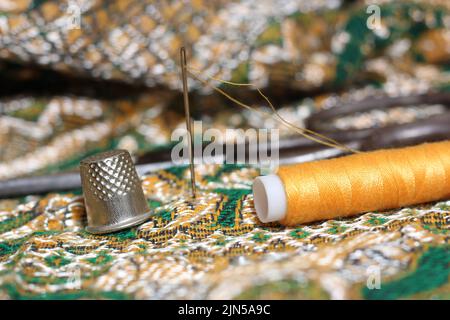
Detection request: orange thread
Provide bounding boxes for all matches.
[184,66,450,225]
[277,141,450,226]
[186,68,358,154]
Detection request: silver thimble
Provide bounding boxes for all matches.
[80,149,152,234]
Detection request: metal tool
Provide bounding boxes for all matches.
[180,47,197,198]
[80,149,153,234]
[1,94,450,199]
[307,92,450,131]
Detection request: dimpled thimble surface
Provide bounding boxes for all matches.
[80,149,152,234]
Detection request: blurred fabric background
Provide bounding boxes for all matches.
[0,0,449,178]
[0,0,449,300]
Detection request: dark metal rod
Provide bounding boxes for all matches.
[0,161,174,199]
[1,109,450,199]
[180,47,197,198]
[307,92,450,130]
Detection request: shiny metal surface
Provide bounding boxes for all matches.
[180,47,197,198]
[80,149,152,234]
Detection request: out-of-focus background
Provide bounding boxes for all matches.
[0,0,449,300]
[0,0,449,179]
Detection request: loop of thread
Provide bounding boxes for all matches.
[186,68,358,154]
[278,141,450,226]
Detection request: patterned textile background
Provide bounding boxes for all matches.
[0,165,449,299]
[0,0,449,299]
[1,0,450,178]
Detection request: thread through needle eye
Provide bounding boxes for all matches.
[180,47,196,198]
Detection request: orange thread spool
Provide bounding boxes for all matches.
[253,141,450,226]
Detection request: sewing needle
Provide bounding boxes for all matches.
[180,47,197,198]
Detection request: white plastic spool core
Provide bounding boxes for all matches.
[252,175,287,223]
